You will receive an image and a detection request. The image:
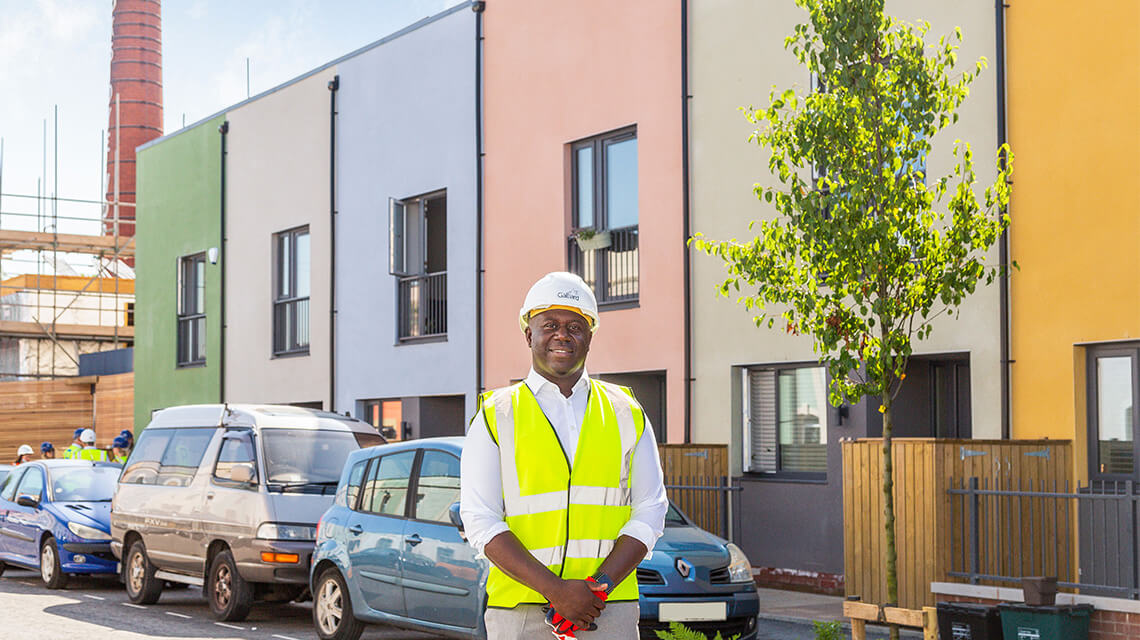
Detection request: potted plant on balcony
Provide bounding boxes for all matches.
[573,228,612,251]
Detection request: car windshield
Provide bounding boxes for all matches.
[51,466,119,502]
[665,503,687,526]
[262,429,371,492]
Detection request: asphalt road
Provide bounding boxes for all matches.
[0,567,439,640]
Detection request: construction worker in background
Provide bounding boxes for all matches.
[460,272,668,640]
[14,445,34,465]
[119,429,134,454]
[62,428,85,459]
[111,436,130,464]
[78,429,108,462]
[40,442,55,459]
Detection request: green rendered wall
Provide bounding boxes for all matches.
[133,115,225,429]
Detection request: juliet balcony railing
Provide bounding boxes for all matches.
[398,271,447,341]
[567,225,639,305]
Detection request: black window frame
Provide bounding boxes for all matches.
[1087,343,1140,481]
[359,449,417,518]
[568,126,639,307]
[273,225,311,356]
[176,253,207,367]
[408,448,461,525]
[344,457,370,511]
[744,363,830,482]
[211,430,259,490]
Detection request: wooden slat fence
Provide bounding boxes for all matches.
[0,373,133,460]
[842,438,1072,609]
[658,443,729,537]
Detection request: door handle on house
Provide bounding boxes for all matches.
[349,524,363,535]
[405,533,422,546]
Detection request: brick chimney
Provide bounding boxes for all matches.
[105,0,163,239]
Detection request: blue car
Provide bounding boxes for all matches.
[311,437,758,640]
[0,460,121,588]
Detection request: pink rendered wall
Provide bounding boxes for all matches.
[482,0,686,442]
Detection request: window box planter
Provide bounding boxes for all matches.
[573,229,612,251]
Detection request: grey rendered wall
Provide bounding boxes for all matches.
[334,6,478,420]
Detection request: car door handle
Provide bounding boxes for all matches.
[349,524,363,535]
[405,534,422,546]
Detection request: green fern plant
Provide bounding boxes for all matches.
[813,620,843,640]
[653,621,739,640]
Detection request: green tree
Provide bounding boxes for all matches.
[693,1,1011,636]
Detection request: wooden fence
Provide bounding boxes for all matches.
[659,443,729,537]
[0,373,133,459]
[842,438,1072,609]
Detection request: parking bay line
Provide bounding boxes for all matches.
[215,622,245,630]
[122,603,147,610]
[165,611,192,619]
[272,635,301,640]
[83,594,105,601]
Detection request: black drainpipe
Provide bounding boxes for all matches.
[996,0,1011,439]
[328,75,339,413]
[218,120,229,403]
[681,0,693,444]
[474,1,486,408]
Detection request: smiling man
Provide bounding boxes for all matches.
[461,271,667,639]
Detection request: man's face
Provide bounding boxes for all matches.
[526,308,592,379]
[44,451,54,459]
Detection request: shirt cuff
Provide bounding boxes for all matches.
[617,520,661,560]
[468,521,511,557]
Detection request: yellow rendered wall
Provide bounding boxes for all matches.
[1008,0,1140,452]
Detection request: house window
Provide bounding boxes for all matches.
[389,190,447,340]
[273,226,310,355]
[744,365,828,478]
[568,127,638,305]
[362,398,404,441]
[176,253,206,366]
[125,302,135,327]
[1088,345,1139,479]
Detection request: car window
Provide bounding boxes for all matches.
[261,429,364,489]
[122,428,174,485]
[1,467,26,501]
[414,450,460,523]
[213,434,258,489]
[52,466,118,502]
[155,429,216,487]
[340,458,368,509]
[16,467,45,501]
[361,451,415,517]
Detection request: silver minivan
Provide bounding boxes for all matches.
[110,404,384,621]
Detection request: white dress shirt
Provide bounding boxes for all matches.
[460,368,668,557]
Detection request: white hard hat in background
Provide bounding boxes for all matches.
[17,444,33,456]
[518,272,599,334]
[80,429,96,444]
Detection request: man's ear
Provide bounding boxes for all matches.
[524,326,533,348]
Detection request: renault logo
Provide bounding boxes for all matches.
[675,557,693,579]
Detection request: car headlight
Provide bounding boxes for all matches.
[256,522,317,541]
[726,543,754,583]
[67,522,111,541]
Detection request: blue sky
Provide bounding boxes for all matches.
[0,0,462,239]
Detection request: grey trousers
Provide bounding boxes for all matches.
[485,601,640,640]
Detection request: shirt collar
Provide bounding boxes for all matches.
[525,367,591,398]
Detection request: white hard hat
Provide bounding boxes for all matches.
[518,272,599,334]
[17,444,33,456]
[80,428,96,444]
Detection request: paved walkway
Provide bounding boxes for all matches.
[754,587,924,639]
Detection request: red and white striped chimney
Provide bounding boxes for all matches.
[105,0,163,239]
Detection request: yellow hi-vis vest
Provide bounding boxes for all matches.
[62,444,81,460]
[479,379,646,608]
[79,447,108,462]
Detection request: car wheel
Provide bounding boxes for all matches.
[0,561,6,577]
[40,537,69,589]
[124,540,163,604]
[313,568,364,640]
[207,550,252,622]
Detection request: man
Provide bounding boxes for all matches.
[14,444,34,465]
[110,436,130,464]
[461,272,667,639]
[40,442,55,459]
[119,429,134,451]
[78,429,108,462]
[62,428,85,460]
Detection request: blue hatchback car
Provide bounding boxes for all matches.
[311,437,759,640]
[0,460,121,588]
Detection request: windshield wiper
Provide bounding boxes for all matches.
[268,480,338,494]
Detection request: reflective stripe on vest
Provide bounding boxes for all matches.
[481,379,645,608]
[79,448,107,462]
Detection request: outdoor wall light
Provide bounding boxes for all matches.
[207,247,219,264]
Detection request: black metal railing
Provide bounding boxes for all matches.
[948,478,1140,599]
[398,272,447,340]
[567,226,639,304]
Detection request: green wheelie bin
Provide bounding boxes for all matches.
[997,603,1093,640]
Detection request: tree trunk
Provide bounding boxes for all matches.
[882,389,899,640]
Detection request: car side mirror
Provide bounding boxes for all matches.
[448,502,464,530]
[230,463,256,484]
[16,494,39,508]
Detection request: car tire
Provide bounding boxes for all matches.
[0,561,6,577]
[124,540,164,604]
[40,537,69,589]
[313,567,365,640]
[207,550,252,622]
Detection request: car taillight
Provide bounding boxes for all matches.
[315,517,323,540]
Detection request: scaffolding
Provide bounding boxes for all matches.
[0,107,136,381]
